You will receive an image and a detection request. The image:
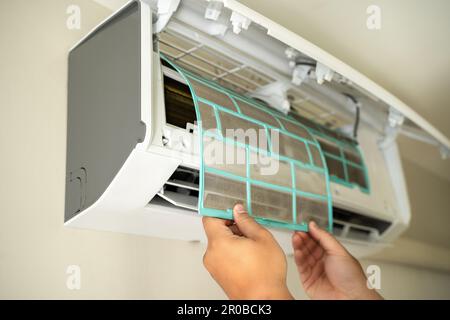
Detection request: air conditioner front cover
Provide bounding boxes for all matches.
[162,55,333,232]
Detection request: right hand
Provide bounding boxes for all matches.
[292,221,383,300]
[202,204,293,300]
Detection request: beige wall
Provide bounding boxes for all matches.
[1,0,449,299]
[401,157,450,246]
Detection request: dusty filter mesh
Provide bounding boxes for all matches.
[162,55,333,232]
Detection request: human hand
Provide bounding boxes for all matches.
[292,221,383,300]
[202,204,293,300]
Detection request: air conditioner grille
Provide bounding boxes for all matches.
[333,206,391,236]
[158,29,352,130]
[151,167,390,242]
[155,166,199,211]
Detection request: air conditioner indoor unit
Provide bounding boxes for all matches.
[64,0,450,257]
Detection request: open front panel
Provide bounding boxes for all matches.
[162,55,333,232]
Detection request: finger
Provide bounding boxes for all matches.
[293,232,323,287]
[310,243,325,261]
[294,250,309,272]
[298,231,310,243]
[228,224,243,236]
[293,232,312,271]
[202,216,233,243]
[303,235,324,261]
[294,233,321,268]
[294,249,312,283]
[292,232,315,261]
[225,219,234,227]
[295,232,315,256]
[308,221,347,255]
[232,204,267,240]
[299,266,312,286]
[304,234,318,252]
[303,260,325,289]
[306,253,316,267]
[292,232,304,250]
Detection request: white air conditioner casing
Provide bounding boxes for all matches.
[65,0,449,257]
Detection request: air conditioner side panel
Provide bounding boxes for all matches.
[65,1,147,222]
[65,150,181,232]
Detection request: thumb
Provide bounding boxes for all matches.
[233,204,267,240]
[308,221,347,255]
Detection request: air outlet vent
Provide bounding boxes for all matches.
[151,167,392,243]
[152,166,199,211]
[332,206,392,242]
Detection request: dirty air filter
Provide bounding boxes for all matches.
[162,55,333,232]
[291,113,370,193]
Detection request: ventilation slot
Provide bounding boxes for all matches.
[152,166,199,211]
[333,206,392,242]
[151,170,391,243]
[332,222,345,237]
[347,227,372,241]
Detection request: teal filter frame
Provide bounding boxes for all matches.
[161,54,333,232]
[320,138,370,193]
[291,114,370,193]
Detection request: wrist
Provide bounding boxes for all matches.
[355,288,383,300]
[362,290,383,300]
[238,284,293,300]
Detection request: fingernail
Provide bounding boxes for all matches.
[310,220,317,228]
[233,203,245,214]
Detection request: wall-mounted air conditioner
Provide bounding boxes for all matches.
[64,0,450,257]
